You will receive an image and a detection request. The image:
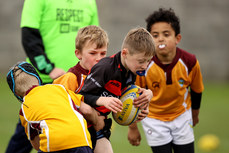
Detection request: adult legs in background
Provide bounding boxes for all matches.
[5,119,32,153]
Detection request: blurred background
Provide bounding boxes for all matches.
[0,0,229,153]
[0,0,229,81]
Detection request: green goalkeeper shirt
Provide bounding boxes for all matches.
[21,0,99,83]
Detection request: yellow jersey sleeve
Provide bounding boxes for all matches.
[66,88,83,107]
[190,60,204,93]
[53,72,79,92]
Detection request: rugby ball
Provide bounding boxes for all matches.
[112,85,140,126]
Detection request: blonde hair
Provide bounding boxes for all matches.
[75,25,109,52]
[122,27,155,56]
[14,67,39,97]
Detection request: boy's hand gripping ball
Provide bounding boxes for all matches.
[112,85,140,126]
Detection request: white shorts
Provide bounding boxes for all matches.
[141,108,194,146]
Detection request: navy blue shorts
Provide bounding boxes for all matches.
[38,146,93,153]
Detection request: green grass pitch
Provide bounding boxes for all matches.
[0,73,229,153]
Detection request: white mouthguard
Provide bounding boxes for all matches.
[159,44,165,49]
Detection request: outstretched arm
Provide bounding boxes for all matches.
[128,122,141,146]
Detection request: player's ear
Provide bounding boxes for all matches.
[75,49,82,60]
[121,48,128,58]
[175,34,182,45]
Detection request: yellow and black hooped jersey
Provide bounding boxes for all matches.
[136,48,204,121]
[19,84,92,152]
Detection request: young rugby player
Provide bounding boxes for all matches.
[128,8,204,153]
[53,25,110,152]
[6,61,105,153]
[79,27,155,152]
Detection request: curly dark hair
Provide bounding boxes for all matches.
[146,8,180,36]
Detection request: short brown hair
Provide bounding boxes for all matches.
[121,27,155,56]
[75,25,109,51]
